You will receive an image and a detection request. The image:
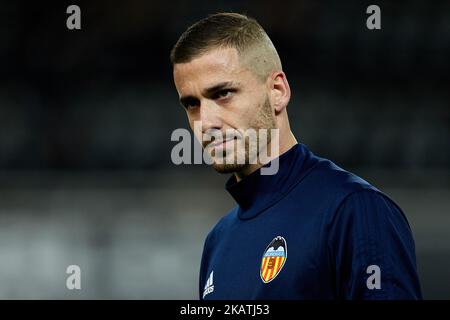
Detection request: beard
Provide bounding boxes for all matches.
[205,96,277,174]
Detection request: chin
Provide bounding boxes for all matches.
[212,163,247,174]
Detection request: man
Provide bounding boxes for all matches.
[170,13,422,299]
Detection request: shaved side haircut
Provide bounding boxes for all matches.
[170,12,282,81]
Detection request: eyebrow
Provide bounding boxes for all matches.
[203,81,240,96]
[179,81,241,107]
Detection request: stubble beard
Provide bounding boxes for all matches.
[209,96,277,174]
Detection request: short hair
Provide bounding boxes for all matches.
[170,12,282,80]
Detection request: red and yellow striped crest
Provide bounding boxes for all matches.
[260,236,287,283]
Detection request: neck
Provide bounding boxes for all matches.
[234,130,297,182]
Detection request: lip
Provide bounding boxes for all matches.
[208,137,236,149]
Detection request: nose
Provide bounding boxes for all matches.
[199,100,222,133]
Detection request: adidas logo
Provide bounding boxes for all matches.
[203,271,214,299]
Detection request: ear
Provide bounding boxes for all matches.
[267,71,291,114]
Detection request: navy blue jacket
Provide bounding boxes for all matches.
[199,143,422,299]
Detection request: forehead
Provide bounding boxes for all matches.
[173,47,253,94]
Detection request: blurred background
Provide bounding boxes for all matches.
[0,0,449,299]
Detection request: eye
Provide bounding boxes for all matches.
[182,97,200,110]
[214,89,234,100]
[185,103,199,111]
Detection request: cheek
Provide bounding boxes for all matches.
[186,109,200,126]
[229,95,265,126]
[187,117,203,140]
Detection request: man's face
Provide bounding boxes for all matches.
[173,47,276,174]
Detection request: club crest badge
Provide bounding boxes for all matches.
[260,236,287,283]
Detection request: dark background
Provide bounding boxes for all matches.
[0,0,449,298]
